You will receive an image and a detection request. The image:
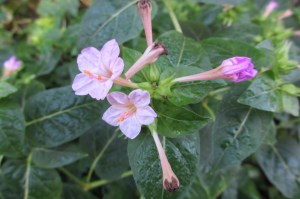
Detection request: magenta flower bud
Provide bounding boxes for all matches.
[278,9,293,20]
[72,39,124,100]
[2,56,22,77]
[263,1,278,18]
[137,0,153,46]
[152,131,180,192]
[174,57,257,83]
[102,89,157,139]
[125,42,167,80]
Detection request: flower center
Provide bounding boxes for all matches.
[116,106,137,124]
[83,69,102,81]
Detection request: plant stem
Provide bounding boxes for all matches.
[24,153,32,199]
[83,170,133,191]
[202,99,216,121]
[162,0,183,33]
[86,129,119,182]
[58,168,86,187]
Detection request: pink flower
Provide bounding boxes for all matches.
[174,57,257,83]
[125,42,167,79]
[72,39,124,100]
[263,1,278,18]
[278,9,293,20]
[2,56,22,77]
[102,89,157,139]
[137,0,153,46]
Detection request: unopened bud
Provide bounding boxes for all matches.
[164,175,180,192]
[278,9,293,20]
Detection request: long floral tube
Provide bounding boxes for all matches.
[151,131,179,192]
[125,42,167,79]
[137,0,153,46]
[174,57,258,83]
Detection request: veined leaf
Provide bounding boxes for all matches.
[25,86,105,148]
[0,82,17,99]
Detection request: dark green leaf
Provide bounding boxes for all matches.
[0,82,17,99]
[62,184,97,199]
[212,84,273,169]
[38,0,80,17]
[0,100,25,157]
[128,132,200,199]
[32,148,88,169]
[0,160,62,199]
[80,121,129,180]
[25,86,104,147]
[154,101,211,137]
[78,0,157,49]
[238,75,280,112]
[256,139,300,198]
[157,31,211,68]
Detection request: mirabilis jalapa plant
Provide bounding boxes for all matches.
[72,0,257,193]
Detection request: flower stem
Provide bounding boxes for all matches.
[83,170,133,191]
[162,0,183,33]
[86,129,118,182]
[59,167,86,187]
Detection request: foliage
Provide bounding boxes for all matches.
[1,0,300,198]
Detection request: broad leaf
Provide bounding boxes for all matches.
[80,120,129,180]
[157,31,211,68]
[256,139,300,198]
[0,160,62,199]
[211,83,273,169]
[0,100,25,157]
[128,132,200,199]
[38,0,80,17]
[0,82,17,99]
[154,101,211,137]
[32,148,88,169]
[238,75,280,112]
[25,86,104,147]
[77,0,157,48]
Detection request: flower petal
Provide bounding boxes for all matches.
[89,80,113,100]
[136,106,157,125]
[77,47,102,73]
[222,57,252,75]
[128,89,150,108]
[102,106,127,126]
[100,39,120,68]
[72,74,96,95]
[109,57,124,80]
[119,115,141,139]
[107,92,130,106]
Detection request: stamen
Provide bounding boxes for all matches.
[83,69,94,79]
[116,106,137,124]
[97,74,102,81]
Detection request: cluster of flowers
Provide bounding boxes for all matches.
[70,0,257,192]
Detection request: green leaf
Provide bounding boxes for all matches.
[201,38,267,69]
[0,82,17,99]
[154,101,211,137]
[32,148,88,169]
[238,75,280,112]
[38,0,80,17]
[212,83,273,169]
[62,184,97,199]
[25,86,105,147]
[280,93,299,116]
[0,159,62,199]
[80,121,129,180]
[280,84,300,96]
[77,0,157,49]
[0,100,25,157]
[157,31,211,68]
[256,139,300,198]
[128,132,200,199]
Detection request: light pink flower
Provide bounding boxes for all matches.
[72,39,124,100]
[152,131,179,192]
[102,89,157,139]
[125,42,167,79]
[278,9,293,20]
[263,1,278,18]
[137,0,153,46]
[174,57,257,83]
[2,56,22,77]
